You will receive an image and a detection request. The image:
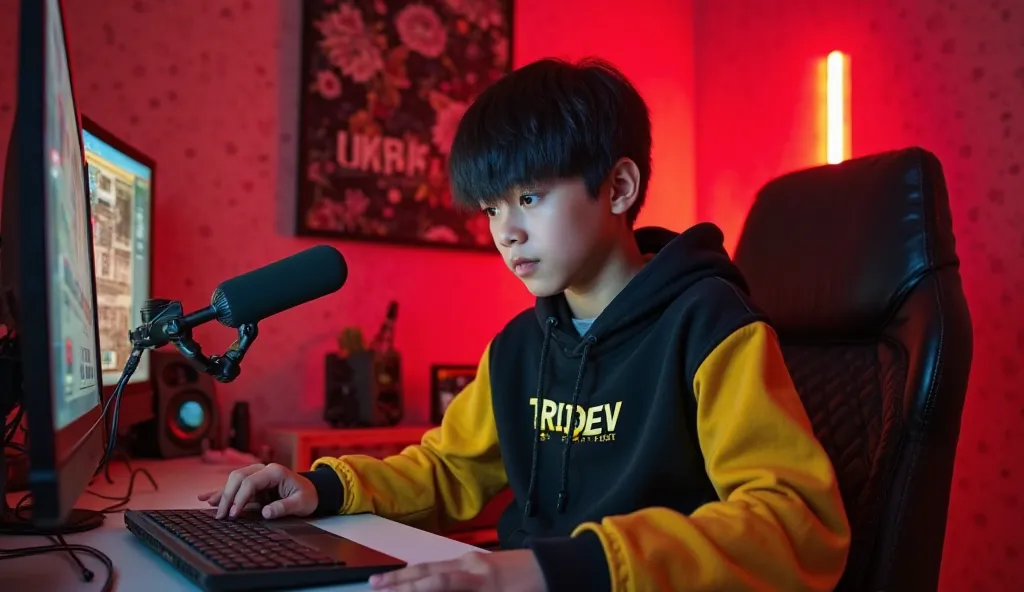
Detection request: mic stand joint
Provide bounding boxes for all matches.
[164,321,258,384]
[130,299,258,384]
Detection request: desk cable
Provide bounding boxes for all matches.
[2,342,158,591]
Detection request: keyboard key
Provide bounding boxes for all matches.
[142,509,344,571]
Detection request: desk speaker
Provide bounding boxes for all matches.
[323,351,403,428]
[134,351,220,458]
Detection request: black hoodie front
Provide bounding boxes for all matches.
[487,223,764,583]
[306,222,851,591]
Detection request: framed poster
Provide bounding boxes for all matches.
[430,364,477,424]
[295,0,514,252]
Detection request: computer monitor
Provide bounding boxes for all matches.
[81,116,155,431]
[0,0,107,532]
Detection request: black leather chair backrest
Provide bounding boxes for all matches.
[733,147,973,592]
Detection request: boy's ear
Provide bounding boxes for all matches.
[606,158,641,217]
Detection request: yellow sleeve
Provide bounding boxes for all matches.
[572,321,851,591]
[310,342,506,532]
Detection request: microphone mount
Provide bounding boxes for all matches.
[129,298,258,383]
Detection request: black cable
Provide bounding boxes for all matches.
[52,533,95,583]
[85,467,159,513]
[1,344,143,587]
[102,441,135,485]
[3,405,22,446]
[0,542,114,592]
[5,479,38,522]
[94,347,143,477]
[1,459,154,585]
[0,236,111,585]
[7,443,159,526]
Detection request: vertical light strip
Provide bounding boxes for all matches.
[826,50,849,164]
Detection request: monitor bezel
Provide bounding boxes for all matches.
[80,115,157,421]
[17,0,107,528]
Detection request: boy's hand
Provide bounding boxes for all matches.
[196,463,318,520]
[368,550,546,592]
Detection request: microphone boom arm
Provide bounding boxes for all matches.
[171,321,258,384]
[129,299,259,383]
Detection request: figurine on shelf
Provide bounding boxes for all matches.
[336,327,365,358]
[323,301,404,428]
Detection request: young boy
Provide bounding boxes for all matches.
[200,58,850,591]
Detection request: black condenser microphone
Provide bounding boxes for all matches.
[127,245,347,383]
[130,245,347,350]
[211,244,348,328]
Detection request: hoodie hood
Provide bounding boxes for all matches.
[517,222,749,522]
[534,223,748,351]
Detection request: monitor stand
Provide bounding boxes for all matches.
[1,426,105,535]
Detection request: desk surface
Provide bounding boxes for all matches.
[1,456,484,591]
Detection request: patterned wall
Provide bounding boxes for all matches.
[0,0,694,434]
[0,0,530,436]
[694,0,1024,590]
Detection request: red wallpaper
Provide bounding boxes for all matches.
[0,0,694,432]
[694,0,1024,590]
[4,0,1012,587]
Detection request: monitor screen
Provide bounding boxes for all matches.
[44,0,102,431]
[82,128,152,387]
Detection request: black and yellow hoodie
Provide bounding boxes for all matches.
[302,223,851,591]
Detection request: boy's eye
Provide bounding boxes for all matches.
[519,194,536,206]
[482,207,498,217]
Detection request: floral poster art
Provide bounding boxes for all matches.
[295,0,513,251]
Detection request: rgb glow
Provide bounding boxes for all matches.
[826,50,850,164]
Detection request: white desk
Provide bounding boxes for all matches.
[1,457,485,591]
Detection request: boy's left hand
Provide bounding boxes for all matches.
[368,549,547,592]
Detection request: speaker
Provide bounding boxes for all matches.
[323,350,403,428]
[134,351,220,458]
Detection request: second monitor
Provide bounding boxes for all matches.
[81,116,155,430]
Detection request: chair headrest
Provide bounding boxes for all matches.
[733,147,959,336]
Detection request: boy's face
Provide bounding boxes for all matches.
[483,177,619,298]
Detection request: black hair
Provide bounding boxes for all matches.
[447,57,652,224]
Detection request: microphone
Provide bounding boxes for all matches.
[212,244,347,328]
[128,245,347,382]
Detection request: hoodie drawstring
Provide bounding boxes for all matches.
[523,317,557,518]
[523,321,597,519]
[556,335,596,513]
